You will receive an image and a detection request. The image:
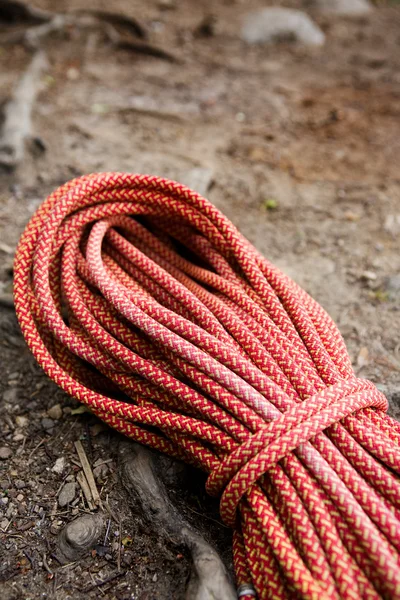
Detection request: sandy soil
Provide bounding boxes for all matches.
[1,1,400,598]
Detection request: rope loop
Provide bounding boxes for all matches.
[207,377,388,526]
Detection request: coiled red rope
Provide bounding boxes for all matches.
[13,172,400,599]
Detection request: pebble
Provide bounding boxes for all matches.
[385,274,400,299]
[58,481,76,507]
[241,8,325,47]
[6,503,16,518]
[16,493,24,502]
[41,417,54,431]
[47,404,63,420]
[52,456,67,475]
[14,479,26,489]
[13,433,24,442]
[15,415,28,428]
[66,67,80,81]
[0,447,12,460]
[181,167,214,198]
[3,388,18,404]
[384,214,400,237]
[361,271,377,281]
[312,0,372,16]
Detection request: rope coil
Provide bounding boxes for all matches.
[13,172,400,599]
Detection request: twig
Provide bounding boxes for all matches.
[74,440,100,507]
[103,498,119,525]
[28,436,45,459]
[42,553,53,576]
[117,521,122,572]
[23,549,34,568]
[104,22,179,63]
[81,570,126,593]
[0,50,48,169]
[103,518,111,546]
[75,9,146,39]
[76,470,95,511]
[116,39,180,63]
[93,458,113,467]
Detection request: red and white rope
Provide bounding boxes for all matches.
[13,172,400,599]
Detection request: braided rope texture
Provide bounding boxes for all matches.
[13,172,400,600]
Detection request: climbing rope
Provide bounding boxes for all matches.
[13,172,400,599]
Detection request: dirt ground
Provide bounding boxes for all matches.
[1,1,400,599]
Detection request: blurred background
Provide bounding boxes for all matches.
[0,1,400,599]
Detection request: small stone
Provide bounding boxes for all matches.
[361,270,377,281]
[343,211,360,222]
[47,404,63,420]
[13,433,24,442]
[181,168,214,198]
[241,8,325,47]
[385,275,400,299]
[90,423,107,436]
[3,388,18,404]
[16,493,24,502]
[14,479,26,490]
[0,447,12,460]
[15,415,28,428]
[6,503,16,518]
[384,214,400,237]
[0,497,9,506]
[357,346,369,368]
[66,67,80,81]
[0,518,9,529]
[58,481,76,507]
[52,457,67,475]
[41,417,54,431]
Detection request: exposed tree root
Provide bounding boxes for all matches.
[0,2,178,61]
[118,440,236,600]
[0,50,47,169]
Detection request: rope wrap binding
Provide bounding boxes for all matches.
[13,172,400,599]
